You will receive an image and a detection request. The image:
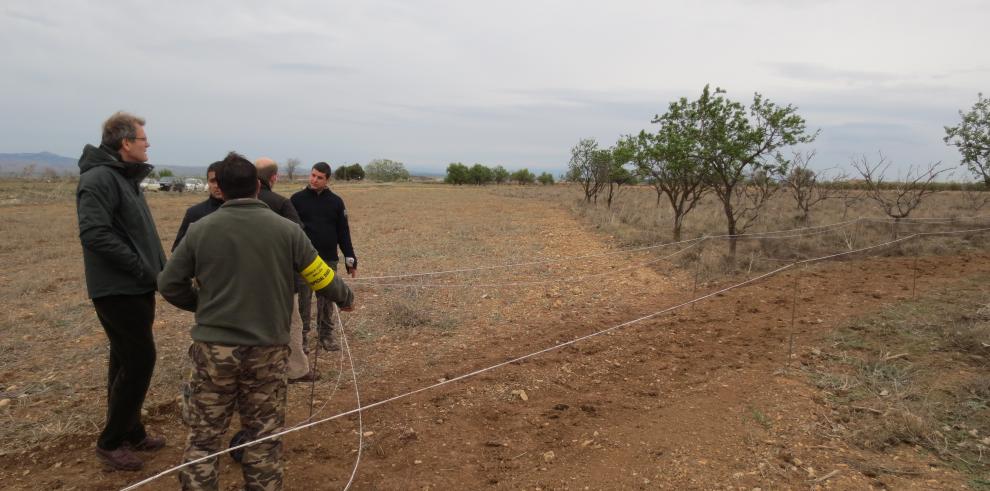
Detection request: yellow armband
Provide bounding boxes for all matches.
[301,256,335,291]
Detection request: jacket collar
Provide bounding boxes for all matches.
[220,198,269,209]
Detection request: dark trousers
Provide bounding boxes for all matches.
[296,262,336,336]
[92,292,156,450]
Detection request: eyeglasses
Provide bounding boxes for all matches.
[129,137,148,142]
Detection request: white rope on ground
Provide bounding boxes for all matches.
[356,237,705,289]
[353,235,706,281]
[123,226,990,490]
[353,219,864,285]
[860,214,990,223]
[355,214,990,284]
[333,304,364,491]
[290,310,348,428]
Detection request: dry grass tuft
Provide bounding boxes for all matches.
[811,277,990,480]
[853,407,934,451]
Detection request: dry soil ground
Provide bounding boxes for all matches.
[0,181,988,490]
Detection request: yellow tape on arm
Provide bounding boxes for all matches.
[301,256,335,291]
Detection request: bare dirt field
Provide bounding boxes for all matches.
[0,180,988,490]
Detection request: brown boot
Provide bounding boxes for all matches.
[128,435,165,452]
[318,332,340,352]
[289,370,320,383]
[96,446,143,471]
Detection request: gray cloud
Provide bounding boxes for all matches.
[0,0,985,176]
[768,62,899,85]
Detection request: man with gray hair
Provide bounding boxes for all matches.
[76,111,167,471]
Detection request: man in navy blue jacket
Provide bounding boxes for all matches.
[290,162,357,351]
[172,161,223,251]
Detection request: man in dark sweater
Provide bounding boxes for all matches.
[290,162,357,352]
[159,152,354,490]
[171,161,224,251]
[76,111,167,471]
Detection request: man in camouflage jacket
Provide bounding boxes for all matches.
[159,152,354,490]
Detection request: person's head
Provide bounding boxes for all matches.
[309,162,331,191]
[216,152,259,200]
[255,157,279,186]
[206,161,223,200]
[101,111,149,163]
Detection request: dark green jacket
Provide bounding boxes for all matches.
[158,199,354,346]
[76,144,166,299]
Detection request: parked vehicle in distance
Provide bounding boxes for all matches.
[159,176,186,192]
[185,178,206,192]
[140,178,159,192]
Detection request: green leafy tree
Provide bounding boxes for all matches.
[944,93,990,186]
[366,158,409,182]
[348,163,365,180]
[445,162,470,184]
[158,168,174,177]
[511,168,535,184]
[605,143,637,209]
[566,138,604,202]
[681,85,817,257]
[537,172,555,185]
[588,148,613,204]
[334,163,365,181]
[627,125,708,241]
[492,165,510,184]
[468,164,494,185]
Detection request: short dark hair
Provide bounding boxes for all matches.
[206,160,223,177]
[312,162,331,178]
[101,111,145,151]
[217,152,258,199]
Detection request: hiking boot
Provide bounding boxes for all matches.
[129,435,166,452]
[96,446,143,471]
[289,370,320,383]
[319,332,340,352]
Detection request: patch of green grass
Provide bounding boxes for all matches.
[808,275,990,482]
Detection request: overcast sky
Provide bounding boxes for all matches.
[1,0,987,176]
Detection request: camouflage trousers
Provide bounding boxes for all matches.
[179,342,288,491]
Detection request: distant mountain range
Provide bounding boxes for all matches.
[0,152,207,177]
[1,152,452,179]
[0,152,77,175]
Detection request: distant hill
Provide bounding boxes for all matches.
[0,152,206,177]
[0,152,77,175]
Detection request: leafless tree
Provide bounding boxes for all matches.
[959,183,989,212]
[19,163,36,178]
[783,151,841,223]
[851,153,950,238]
[286,157,301,181]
